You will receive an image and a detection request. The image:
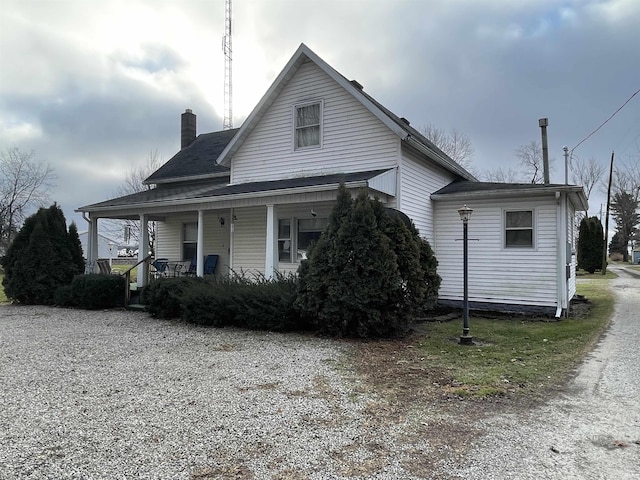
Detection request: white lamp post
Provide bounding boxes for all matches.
[458,204,473,345]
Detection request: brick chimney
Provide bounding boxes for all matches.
[181,109,196,149]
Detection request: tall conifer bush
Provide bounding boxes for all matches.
[577,216,604,273]
[297,184,441,338]
[1,204,85,304]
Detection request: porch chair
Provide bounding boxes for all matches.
[96,259,112,275]
[185,255,197,276]
[151,258,169,278]
[203,255,219,275]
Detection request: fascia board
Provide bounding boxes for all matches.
[217,44,310,166]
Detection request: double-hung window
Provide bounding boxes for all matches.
[278,217,328,262]
[294,101,322,150]
[505,210,534,248]
[183,222,197,261]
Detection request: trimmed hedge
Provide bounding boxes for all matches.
[140,276,206,319]
[54,274,126,310]
[142,273,307,332]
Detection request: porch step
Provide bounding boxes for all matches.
[126,303,146,312]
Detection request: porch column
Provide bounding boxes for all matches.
[196,210,204,277]
[87,215,99,273]
[137,214,149,286]
[265,204,278,279]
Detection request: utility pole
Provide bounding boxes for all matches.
[222,0,233,130]
[602,151,614,275]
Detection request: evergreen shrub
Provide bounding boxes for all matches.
[54,274,125,309]
[1,205,85,304]
[179,273,305,331]
[577,216,604,273]
[141,276,205,319]
[296,185,441,338]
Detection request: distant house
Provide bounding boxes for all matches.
[78,231,119,260]
[78,43,588,316]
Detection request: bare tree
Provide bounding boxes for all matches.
[418,124,474,170]
[482,167,524,183]
[515,140,552,184]
[0,148,56,253]
[571,156,605,200]
[612,157,640,203]
[106,150,162,256]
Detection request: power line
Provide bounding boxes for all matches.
[570,86,640,154]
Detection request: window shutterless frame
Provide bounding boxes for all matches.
[293,100,323,150]
[504,209,535,248]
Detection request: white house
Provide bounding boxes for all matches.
[77,43,587,316]
[78,231,119,260]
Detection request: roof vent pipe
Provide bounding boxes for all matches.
[181,109,197,149]
[539,117,550,184]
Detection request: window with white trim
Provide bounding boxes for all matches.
[505,210,534,248]
[278,217,328,262]
[294,101,322,150]
[278,219,292,262]
[183,222,197,261]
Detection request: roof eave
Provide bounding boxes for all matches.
[431,184,589,211]
[76,178,379,215]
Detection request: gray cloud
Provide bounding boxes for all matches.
[1,0,639,231]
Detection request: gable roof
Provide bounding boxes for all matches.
[144,128,238,185]
[216,43,476,182]
[432,180,589,211]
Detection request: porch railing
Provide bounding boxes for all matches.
[121,253,153,306]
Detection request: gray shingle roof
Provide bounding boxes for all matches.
[144,129,238,184]
[432,181,574,195]
[79,170,389,211]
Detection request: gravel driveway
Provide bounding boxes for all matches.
[2,268,638,479]
[0,305,435,479]
[452,266,640,480]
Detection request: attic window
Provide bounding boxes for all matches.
[294,101,322,150]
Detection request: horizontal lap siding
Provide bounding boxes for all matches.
[400,149,456,243]
[231,62,399,183]
[156,212,231,274]
[232,206,266,275]
[434,198,559,307]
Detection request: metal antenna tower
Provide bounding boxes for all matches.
[222,0,233,130]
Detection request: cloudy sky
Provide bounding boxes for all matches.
[1,0,639,231]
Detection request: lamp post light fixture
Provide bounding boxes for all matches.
[458,204,473,345]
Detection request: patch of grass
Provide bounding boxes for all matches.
[417,276,615,398]
[576,269,617,279]
[110,264,138,278]
[0,275,7,303]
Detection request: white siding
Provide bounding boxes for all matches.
[231,206,266,275]
[155,212,231,275]
[434,198,559,308]
[231,61,400,183]
[400,148,456,243]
